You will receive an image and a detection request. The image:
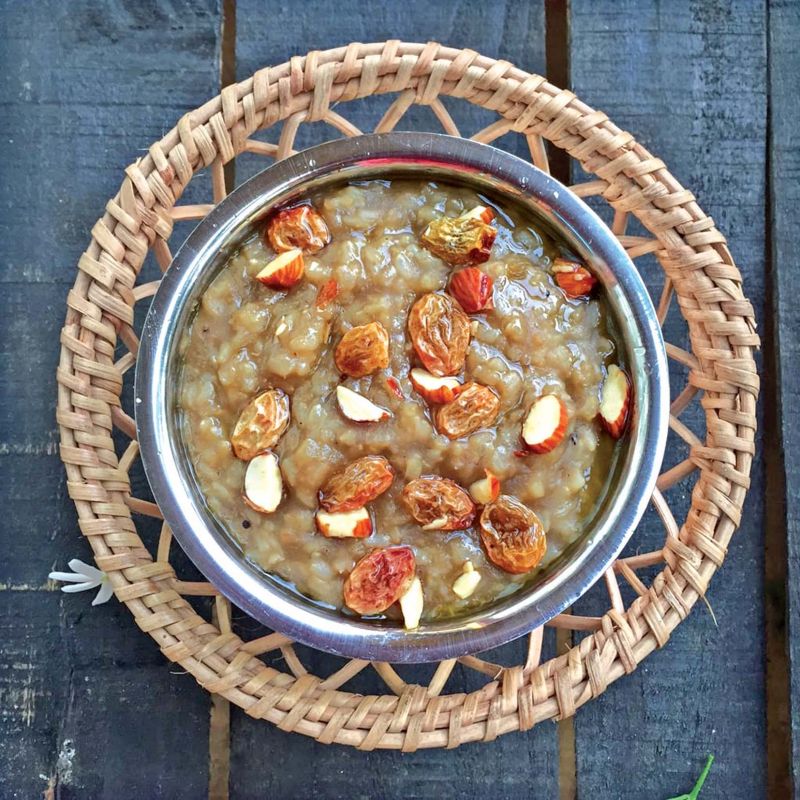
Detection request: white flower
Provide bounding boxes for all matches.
[48,558,114,606]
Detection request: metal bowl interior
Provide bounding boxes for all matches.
[135,132,669,662]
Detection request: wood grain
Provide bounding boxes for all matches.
[0,0,783,796]
[768,0,800,794]
[233,0,548,185]
[568,1,768,797]
[0,1,221,797]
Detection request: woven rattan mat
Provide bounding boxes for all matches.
[56,42,759,750]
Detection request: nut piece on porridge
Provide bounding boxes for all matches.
[462,205,495,224]
[521,395,569,454]
[469,469,501,505]
[409,368,464,404]
[266,204,331,253]
[334,321,390,378]
[402,476,476,531]
[452,561,482,599]
[479,495,547,574]
[421,206,497,266]
[315,507,373,539]
[408,292,470,377]
[336,385,391,423]
[231,388,291,461]
[385,375,404,399]
[343,546,416,616]
[319,455,395,513]
[433,382,500,440]
[315,278,339,309]
[399,576,424,629]
[598,364,631,439]
[448,267,494,313]
[255,249,305,289]
[552,257,597,299]
[243,451,283,514]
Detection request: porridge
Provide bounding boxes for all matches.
[178,179,632,626]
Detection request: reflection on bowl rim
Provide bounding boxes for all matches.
[135,132,669,663]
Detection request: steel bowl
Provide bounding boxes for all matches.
[136,132,669,663]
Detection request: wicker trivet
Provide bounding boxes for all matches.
[56,42,759,750]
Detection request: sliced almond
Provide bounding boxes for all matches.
[461,205,496,224]
[409,368,464,404]
[399,576,423,630]
[452,564,481,599]
[243,452,283,514]
[315,278,339,309]
[469,469,501,505]
[315,507,373,539]
[421,516,450,531]
[598,364,631,439]
[522,395,568,454]
[385,375,404,399]
[255,248,304,289]
[336,385,391,423]
[552,258,597,299]
[448,267,494,313]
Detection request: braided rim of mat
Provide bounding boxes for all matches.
[56,42,759,750]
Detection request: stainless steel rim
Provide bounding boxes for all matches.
[135,132,669,663]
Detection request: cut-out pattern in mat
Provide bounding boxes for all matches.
[57,42,759,750]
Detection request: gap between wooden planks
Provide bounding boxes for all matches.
[207,4,237,799]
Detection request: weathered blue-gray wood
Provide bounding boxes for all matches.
[230,5,563,798]
[0,592,211,800]
[0,0,786,796]
[230,712,559,800]
[0,1,221,797]
[769,0,800,795]
[233,0,548,186]
[569,1,768,798]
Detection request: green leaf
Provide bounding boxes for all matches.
[665,755,714,800]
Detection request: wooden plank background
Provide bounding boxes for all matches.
[569,2,769,798]
[0,1,790,797]
[768,0,800,791]
[0,1,220,797]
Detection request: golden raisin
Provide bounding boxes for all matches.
[421,211,497,266]
[231,389,291,461]
[266,205,331,253]
[433,382,500,439]
[334,322,390,378]
[402,476,476,531]
[343,547,416,615]
[319,456,395,513]
[407,293,470,377]
[479,495,546,574]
